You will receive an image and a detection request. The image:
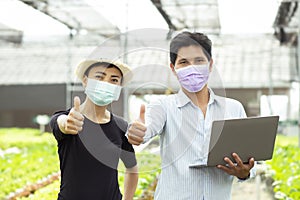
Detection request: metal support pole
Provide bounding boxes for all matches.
[66,32,73,109]
[297,0,300,147]
[122,0,129,120]
[123,88,129,121]
[268,42,274,115]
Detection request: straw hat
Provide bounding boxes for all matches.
[75,59,132,84]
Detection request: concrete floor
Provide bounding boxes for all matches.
[231,176,274,200]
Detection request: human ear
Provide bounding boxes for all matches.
[170,63,176,75]
[82,76,88,87]
[209,58,214,72]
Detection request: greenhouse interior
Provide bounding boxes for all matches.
[0,0,299,200]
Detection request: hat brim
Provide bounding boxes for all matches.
[75,59,133,85]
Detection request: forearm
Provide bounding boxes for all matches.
[50,112,68,141]
[123,165,138,200]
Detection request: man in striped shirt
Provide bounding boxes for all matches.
[127,31,255,200]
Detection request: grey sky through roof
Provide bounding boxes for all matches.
[0,0,298,132]
[151,0,220,34]
[0,0,293,90]
[0,31,293,90]
[18,0,120,37]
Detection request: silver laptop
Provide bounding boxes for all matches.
[202,116,279,167]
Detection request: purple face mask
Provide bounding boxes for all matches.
[175,64,210,92]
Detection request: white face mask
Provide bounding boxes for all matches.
[84,78,122,106]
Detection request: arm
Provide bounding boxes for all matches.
[56,114,69,134]
[50,111,68,141]
[120,127,138,200]
[123,165,138,200]
[217,101,256,180]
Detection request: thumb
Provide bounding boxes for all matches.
[138,104,145,123]
[73,96,81,112]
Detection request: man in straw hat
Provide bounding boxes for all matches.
[50,59,138,200]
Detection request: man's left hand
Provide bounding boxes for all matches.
[217,153,255,179]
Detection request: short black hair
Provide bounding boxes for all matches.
[170,31,212,65]
[84,62,123,77]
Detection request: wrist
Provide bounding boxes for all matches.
[57,115,67,134]
[238,172,250,180]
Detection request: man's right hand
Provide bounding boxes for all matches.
[127,104,147,145]
[57,96,84,134]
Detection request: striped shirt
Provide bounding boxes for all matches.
[144,89,255,200]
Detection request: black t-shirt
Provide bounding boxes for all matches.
[50,110,137,200]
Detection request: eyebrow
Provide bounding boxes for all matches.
[194,56,206,59]
[178,56,205,61]
[95,71,121,78]
[111,75,121,79]
[95,71,106,75]
[177,58,188,62]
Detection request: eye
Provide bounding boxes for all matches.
[95,75,104,80]
[195,59,205,63]
[179,60,187,64]
[111,78,120,83]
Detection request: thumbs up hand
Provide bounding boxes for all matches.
[57,96,84,134]
[127,104,147,145]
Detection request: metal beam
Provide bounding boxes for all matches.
[298,0,300,147]
[17,0,116,38]
[19,0,79,30]
[150,0,177,30]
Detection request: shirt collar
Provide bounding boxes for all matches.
[175,89,191,108]
[175,88,216,108]
[208,87,216,105]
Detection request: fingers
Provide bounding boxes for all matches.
[232,153,243,167]
[225,157,236,168]
[67,114,84,128]
[233,153,255,170]
[139,104,145,123]
[128,134,144,145]
[64,113,84,134]
[63,96,84,135]
[248,157,255,168]
[217,164,231,174]
[69,107,84,121]
[64,123,82,134]
[127,121,147,145]
[67,111,84,133]
[131,121,147,132]
[127,104,147,145]
[70,96,84,121]
[217,153,255,179]
[217,156,235,175]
